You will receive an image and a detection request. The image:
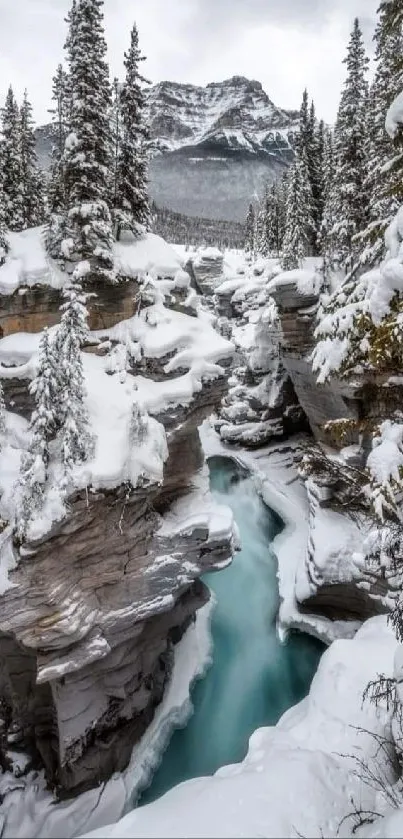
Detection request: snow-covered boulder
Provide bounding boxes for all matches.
[190,247,224,296]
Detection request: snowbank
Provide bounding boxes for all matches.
[267,267,322,297]
[0,228,184,296]
[83,615,398,839]
[114,233,184,279]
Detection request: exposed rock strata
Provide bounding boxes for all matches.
[0,244,236,796]
[214,265,307,447]
[267,273,402,626]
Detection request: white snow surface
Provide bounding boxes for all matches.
[0,228,184,295]
[267,267,322,297]
[84,614,398,839]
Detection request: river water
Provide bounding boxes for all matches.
[139,455,324,806]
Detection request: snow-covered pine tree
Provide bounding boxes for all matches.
[282,150,315,270]
[114,23,151,238]
[264,181,282,256]
[358,2,403,268]
[0,144,9,265]
[319,128,336,277]
[0,382,5,440]
[47,64,72,214]
[255,189,269,256]
[16,328,61,538]
[20,91,45,228]
[1,87,23,231]
[315,118,326,243]
[59,0,115,283]
[56,283,95,474]
[244,203,255,256]
[296,90,321,252]
[277,170,289,253]
[329,18,369,271]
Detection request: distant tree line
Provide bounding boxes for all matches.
[151,202,245,249]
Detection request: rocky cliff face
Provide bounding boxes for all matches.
[207,251,399,629]
[266,269,400,626]
[36,76,297,221]
[0,231,236,797]
[207,256,306,448]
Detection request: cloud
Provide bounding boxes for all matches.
[0,0,380,125]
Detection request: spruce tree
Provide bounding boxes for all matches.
[296,89,321,252]
[315,119,326,241]
[256,191,269,256]
[1,87,23,231]
[244,203,255,256]
[0,382,6,439]
[16,329,60,539]
[359,2,403,268]
[47,64,71,214]
[56,283,95,474]
[329,18,369,270]
[59,0,115,283]
[0,145,9,264]
[265,181,282,256]
[20,91,45,228]
[281,153,314,270]
[319,128,337,278]
[114,23,151,238]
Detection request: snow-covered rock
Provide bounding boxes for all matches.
[0,234,237,797]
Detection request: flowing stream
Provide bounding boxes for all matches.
[139,455,324,806]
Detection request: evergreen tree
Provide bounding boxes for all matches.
[244,203,255,256]
[329,18,369,270]
[16,329,60,539]
[281,153,315,270]
[264,181,283,256]
[0,382,6,439]
[114,23,151,238]
[20,91,45,228]
[359,1,403,268]
[58,0,115,283]
[47,64,71,213]
[56,283,95,474]
[315,119,326,239]
[296,90,321,252]
[319,128,337,278]
[278,170,289,252]
[0,145,9,265]
[1,87,23,231]
[256,190,269,256]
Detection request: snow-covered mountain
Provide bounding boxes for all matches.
[35,76,298,222]
[147,76,297,155]
[147,76,297,221]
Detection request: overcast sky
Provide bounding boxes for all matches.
[0,0,379,125]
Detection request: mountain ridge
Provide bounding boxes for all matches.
[36,75,298,221]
